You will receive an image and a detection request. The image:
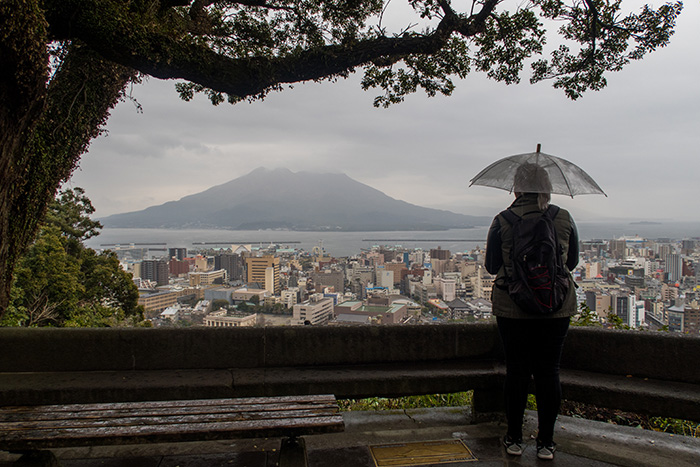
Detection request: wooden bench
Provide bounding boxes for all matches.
[0,394,344,467]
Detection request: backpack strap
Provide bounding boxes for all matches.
[500,207,552,225]
[544,205,561,220]
[544,205,565,256]
[499,209,520,226]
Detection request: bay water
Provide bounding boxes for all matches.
[86,221,700,258]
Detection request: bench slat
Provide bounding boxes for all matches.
[1,400,339,423]
[1,408,338,430]
[0,395,344,451]
[0,394,335,413]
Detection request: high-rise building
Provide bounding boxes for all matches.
[169,259,190,276]
[681,239,696,255]
[140,259,169,286]
[310,270,344,293]
[584,290,597,312]
[614,294,644,328]
[655,243,673,259]
[608,239,626,259]
[683,305,700,335]
[168,248,187,261]
[215,253,245,282]
[246,256,280,294]
[667,304,684,332]
[430,247,450,260]
[431,258,451,276]
[665,254,683,283]
[408,250,426,267]
[615,294,630,325]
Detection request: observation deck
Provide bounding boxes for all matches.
[0,324,698,466]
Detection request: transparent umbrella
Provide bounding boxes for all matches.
[469,144,606,197]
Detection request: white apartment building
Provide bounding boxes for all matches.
[470,273,483,299]
[408,250,426,267]
[434,277,456,302]
[281,287,300,308]
[422,269,433,286]
[442,272,462,286]
[614,294,646,328]
[160,305,180,321]
[585,261,601,279]
[377,269,394,290]
[633,300,646,328]
[293,294,334,326]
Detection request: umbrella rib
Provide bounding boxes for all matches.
[547,155,575,198]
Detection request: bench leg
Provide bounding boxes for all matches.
[472,388,505,423]
[278,436,307,467]
[12,451,61,467]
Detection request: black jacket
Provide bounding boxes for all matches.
[485,194,579,319]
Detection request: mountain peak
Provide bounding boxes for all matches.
[248,167,293,175]
[102,169,489,231]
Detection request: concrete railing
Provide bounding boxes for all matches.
[0,324,698,422]
[561,326,700,421]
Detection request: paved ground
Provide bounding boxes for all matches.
[2,408,699,466]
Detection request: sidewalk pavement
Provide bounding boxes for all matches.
[2,408,699,466]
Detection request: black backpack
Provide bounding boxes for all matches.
[499,205,570,315]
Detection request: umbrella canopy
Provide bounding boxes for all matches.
[469,145,606,197]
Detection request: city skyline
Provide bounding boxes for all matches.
[68,0,700,223]
[131,232,699,332]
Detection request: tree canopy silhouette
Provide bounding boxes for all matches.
[0,0,682,318]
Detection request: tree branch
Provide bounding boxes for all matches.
[582,0,598,62]
[189,0,214,33]
[46,0,498,100]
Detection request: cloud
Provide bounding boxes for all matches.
[70,0,700,225]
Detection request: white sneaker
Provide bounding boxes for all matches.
[503,435,523,456]
[536,440,556,460]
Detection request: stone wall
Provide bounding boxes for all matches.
[0,324,500,372]
[1,324,698,421]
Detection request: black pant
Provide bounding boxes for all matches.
[497,316,570,444]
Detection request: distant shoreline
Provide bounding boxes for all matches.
[86,222,700,257]
[98,225,484,232]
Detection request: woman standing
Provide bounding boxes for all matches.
[485,163,579,460]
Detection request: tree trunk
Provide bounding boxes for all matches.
[0,33,134,318]
[0,0,49,319]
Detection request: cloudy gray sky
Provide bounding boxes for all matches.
[69,0,700,224]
